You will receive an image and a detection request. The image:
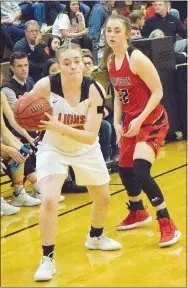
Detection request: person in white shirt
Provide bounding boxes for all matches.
[52,1,92,50]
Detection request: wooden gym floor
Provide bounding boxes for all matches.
[1,141,187,287]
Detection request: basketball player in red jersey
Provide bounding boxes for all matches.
[103,15,181,247]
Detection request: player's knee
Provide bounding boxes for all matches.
[95,193,110,207]
[133,159,152,187]
[41,195,58,211]
[119,166,141,197]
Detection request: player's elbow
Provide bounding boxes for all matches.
[87,136,97,145]
[152,90,163,101]
[86,133,97,145]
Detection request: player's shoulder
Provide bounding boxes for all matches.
[130,48,148,66]
[31,76,50,98]
[89,80,106,105]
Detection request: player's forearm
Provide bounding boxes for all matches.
[1,143,11,154]
[57,123,97,145]
[113,95,122,125]
[1,142,20,155]
[8,116,33,143]
[1,129,21,150]
[137,92,163,123]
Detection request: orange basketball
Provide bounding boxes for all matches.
[14,92,52,131]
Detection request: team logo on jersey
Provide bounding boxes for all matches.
[111,77,131,86]
[119,89,129,104]
[58,113,85,129]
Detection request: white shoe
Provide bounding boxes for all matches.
[33,191,65,203]
[85,233,122,251]
[58,195,65,203]
[34,256,56,281]
[1,197,20,215]
[11,190,41,207]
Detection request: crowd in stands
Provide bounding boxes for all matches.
[0,1,187,216]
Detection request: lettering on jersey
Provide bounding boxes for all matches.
[119,88,129,104]
[58,113,86,129]
[110,77,132,87]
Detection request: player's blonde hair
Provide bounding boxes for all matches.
[56,40,83,61]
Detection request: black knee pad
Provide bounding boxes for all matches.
[133,159,164,207]
[119,167,141,197]
[133,159,151,185]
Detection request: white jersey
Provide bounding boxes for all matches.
[39,74,102,156]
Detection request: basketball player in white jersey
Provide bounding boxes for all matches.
[30,42,121,281]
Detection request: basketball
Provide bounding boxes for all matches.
[14,92,52,131]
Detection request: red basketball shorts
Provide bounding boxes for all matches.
[119,109,169,167]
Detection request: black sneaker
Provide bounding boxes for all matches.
[105,159,114,170]
[62,181,88,193]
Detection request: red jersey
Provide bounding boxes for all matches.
[108,48,164,124]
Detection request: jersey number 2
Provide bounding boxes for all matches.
[119,89,129,104]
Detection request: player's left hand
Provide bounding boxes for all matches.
[123,117,142,137]
[39,113,62,133]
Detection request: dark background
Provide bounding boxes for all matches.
[171,0,187,22]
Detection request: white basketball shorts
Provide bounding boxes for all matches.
[36,144,110,186]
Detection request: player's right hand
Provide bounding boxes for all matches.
[114,123,124,147]
[7,147,27,164]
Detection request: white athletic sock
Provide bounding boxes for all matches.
[33,182,41,194]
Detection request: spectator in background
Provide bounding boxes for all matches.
[44,1,63,26]
[131,2,147,17]
[130,26,142,40]
[45,1,90,26]
[13,20,49,82]
[146,2,180,20]
[88,1,114,65]
[52,1,91,50]
[43,58,60,77]
[44,35,62,58]
[149,28,165,39]
[122,0,133,18]
[1,1,25,44]
[1,90,41,208]
[0,26,14,62]
[146,2,156,19]
[112,1,126,16]
[142,1,187,53]
[1,106,26,216]
[18,1,46,28]
[1,52,34,110]
[129,9,145,31]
